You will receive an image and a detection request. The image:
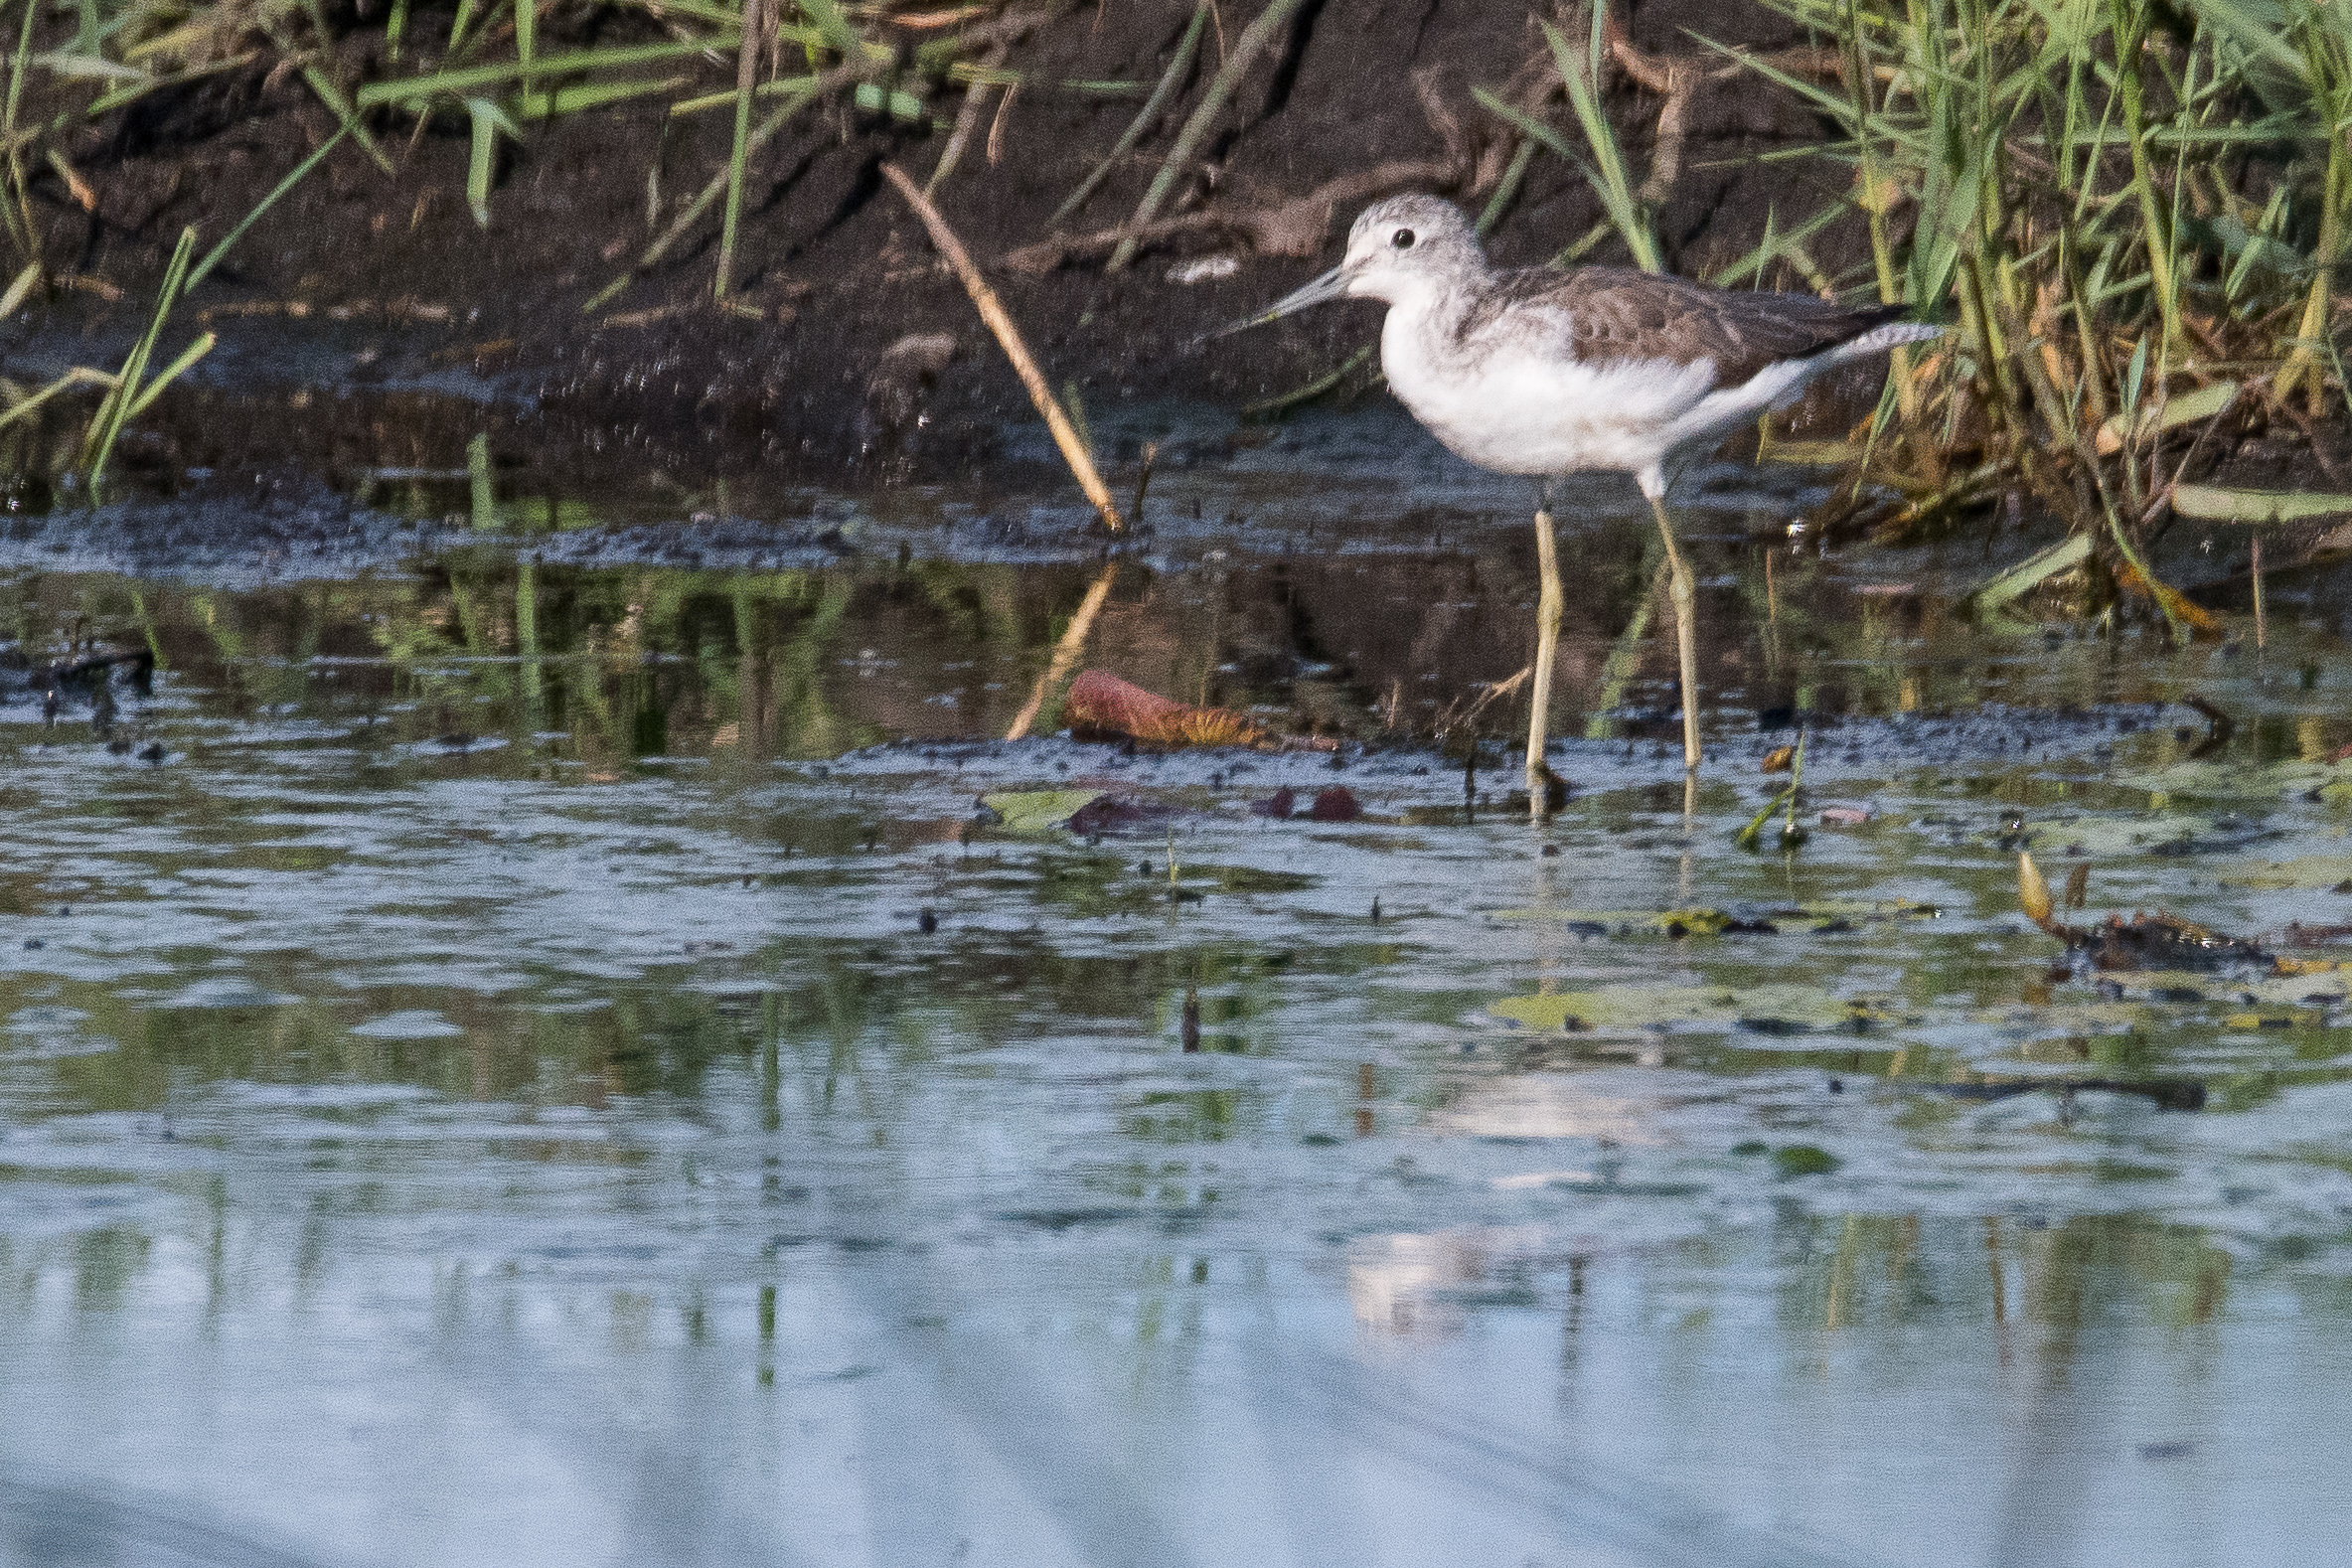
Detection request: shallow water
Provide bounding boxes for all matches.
[4,409,2352,1566]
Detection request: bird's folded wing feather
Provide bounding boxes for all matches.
[1465,266,1909,387]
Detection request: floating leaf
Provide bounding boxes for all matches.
[1771,1145,1841,1178]
[979,790,1105,833]
[1490,984,1898,1034]
[2114,757,2352,801]
[2005,814,2230,860]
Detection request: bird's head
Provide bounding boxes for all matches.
[1214,194,1481,335]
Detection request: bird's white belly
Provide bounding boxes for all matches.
[1380,314,1717,478]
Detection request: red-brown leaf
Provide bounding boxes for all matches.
[1065,670,1266,747]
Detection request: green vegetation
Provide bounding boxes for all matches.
[1735,0,2348,580]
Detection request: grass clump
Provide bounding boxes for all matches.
[1725,0,2349,602]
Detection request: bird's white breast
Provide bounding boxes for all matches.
[1378,302,1718,477]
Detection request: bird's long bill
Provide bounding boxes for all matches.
[1207,260,1358,339]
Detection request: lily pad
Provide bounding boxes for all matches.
[1771,1145,1841,1178]
[979,790,1106,833]
[2113,758,2352,802]
[1490,984,1900,1034]
[2220,850,2352,890]
[2008,814,2227,860]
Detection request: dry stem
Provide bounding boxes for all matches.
[880,162,1124,531]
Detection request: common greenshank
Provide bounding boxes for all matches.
[1222,194,1940,809]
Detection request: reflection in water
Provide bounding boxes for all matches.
[1,500,2351,1562]
[2,531,2316,778]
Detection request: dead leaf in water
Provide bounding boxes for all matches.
[1066,670,1266,747]
[2018,852,2055,926]
[1308,786,1361,822]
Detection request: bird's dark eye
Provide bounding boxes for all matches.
[1392,228,1416,249]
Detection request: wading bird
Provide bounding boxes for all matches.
[1220,195,1939,811]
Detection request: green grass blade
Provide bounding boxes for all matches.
[1051,0,1208,227]
[82,225,196,484]
[0,365,113,432]
[189,122,350,288]
[1108,0,1315,273]
[0,254,30,314]
[357,42,718,106]
[598,76,830,306]
[302,64,394,175]
[666,76,818,116]
[519,76,691,119]
[1542,17,1660,271]
[715,0,759,300]
[794,0,865,62]
[465,96,519,227]
[121,329,214,421]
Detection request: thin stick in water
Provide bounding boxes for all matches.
[879,162,1124,532]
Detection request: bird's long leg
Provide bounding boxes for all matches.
[1641,478,1703,775]
[1525,482,1563,818]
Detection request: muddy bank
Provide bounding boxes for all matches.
[3,0,1865,481]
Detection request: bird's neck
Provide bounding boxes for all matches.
[1378,270,1480,351]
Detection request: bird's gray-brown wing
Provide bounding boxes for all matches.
[1464,265,1911,388]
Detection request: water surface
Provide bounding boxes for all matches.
[2,411,2349,1566]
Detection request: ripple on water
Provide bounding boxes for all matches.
[1,490,2351,1562]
